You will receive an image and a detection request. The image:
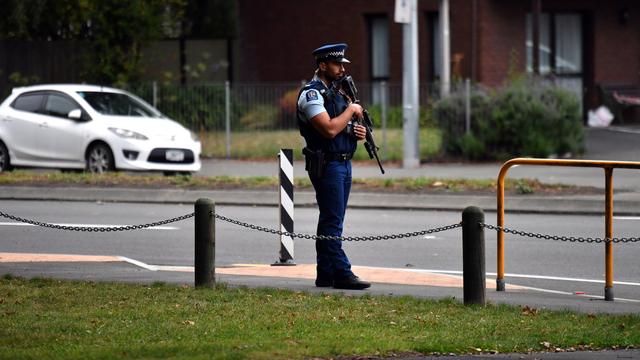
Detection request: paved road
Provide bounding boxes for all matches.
[2,201,639,303]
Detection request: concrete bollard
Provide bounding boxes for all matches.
[462,206,486,305]
[195,198,215,288]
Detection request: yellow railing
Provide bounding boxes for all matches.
[496,158,640,301]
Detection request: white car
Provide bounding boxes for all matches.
[0,84,201,175]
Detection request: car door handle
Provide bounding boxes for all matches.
[39,122,49,128]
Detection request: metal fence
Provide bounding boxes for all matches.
[126,81,446,158]
[129,81,446,131]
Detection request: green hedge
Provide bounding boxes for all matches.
[433,78,584,160]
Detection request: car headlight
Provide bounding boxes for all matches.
[190,131,200,142]
[109,127,148,140]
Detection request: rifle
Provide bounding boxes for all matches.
[340,75,385,174]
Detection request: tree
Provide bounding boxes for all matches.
[80,0,185,86]
[0,0,185,86]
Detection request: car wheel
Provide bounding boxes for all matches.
[0,141,12,172]
[86,143,115,174]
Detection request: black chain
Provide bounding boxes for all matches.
[0,208,461,240]
[0,211,194,232]
[481,222,640,244]
[212,211,462,241]
[4,208,637,244]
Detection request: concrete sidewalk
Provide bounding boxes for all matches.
[199,127,640,190]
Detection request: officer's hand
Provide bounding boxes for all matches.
[349,103,364,119]
[353,124,367,140]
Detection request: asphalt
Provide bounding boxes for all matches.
[1,126,639,359]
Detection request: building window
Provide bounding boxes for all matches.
[370,16,389,79]
[526,12,584,114]
[369,15,389,105]
[526,13,582,75]
[428,12,442,81]
[554,14,583,75]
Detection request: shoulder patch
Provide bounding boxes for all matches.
[306,90,319,101]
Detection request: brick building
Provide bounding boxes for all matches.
[235,0,640,119]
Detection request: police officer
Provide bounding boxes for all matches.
[297,43,371,290]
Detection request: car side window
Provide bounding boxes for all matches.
[11,93,45,113]
[45,93,80,119]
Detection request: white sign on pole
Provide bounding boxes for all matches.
[395,0,411,24]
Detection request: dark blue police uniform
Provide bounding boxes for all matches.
[297,43,370,290]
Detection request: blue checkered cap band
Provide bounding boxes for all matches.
[313,43,351,63]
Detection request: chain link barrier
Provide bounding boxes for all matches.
[0,211,194,232]
[481,222,640,244]
[9,209,638,244]
[212,212,462,241]
[0,209,462,241]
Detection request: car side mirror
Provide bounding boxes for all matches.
[68,109,83,120]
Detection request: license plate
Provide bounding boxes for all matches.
[165,150,185,162]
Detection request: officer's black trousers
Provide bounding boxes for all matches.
[311,160,354,280]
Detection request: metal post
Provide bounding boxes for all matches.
[462,206,486,306]
[195,198,215,287]
[604,168,614,301]
[496,166,506,291]
[402,0,420,168]
[465,78,471,134]
[273,149,295,265]
[381,80,388,161]
[439,0,451,98]
[152,81,158,108]
[225,81,231,159]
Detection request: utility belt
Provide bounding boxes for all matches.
[303,147,353,178]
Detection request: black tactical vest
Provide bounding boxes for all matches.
[296,80,356,154]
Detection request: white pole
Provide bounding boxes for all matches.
[440,0,451,98]
[402,0,420,168]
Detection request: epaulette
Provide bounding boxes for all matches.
[304,81,330,101]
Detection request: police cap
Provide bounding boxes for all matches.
[313,43,351,64]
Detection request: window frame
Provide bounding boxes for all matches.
[10,91,48,114]
[43,91,85,120]
[426,11,441,82]
[526,11,584,78]
[367,14,390,81]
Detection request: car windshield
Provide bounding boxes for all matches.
[77,91,160,117]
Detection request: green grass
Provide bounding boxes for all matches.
[0,277,637,359]
[0,170,585,195]
[199,128,442,161]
